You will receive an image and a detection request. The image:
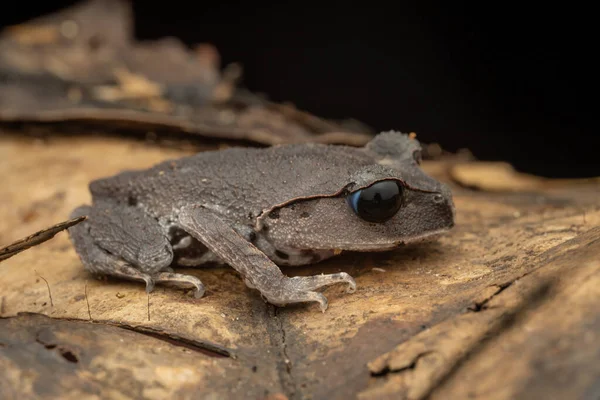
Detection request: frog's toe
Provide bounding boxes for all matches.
[264,289,329,312]
[262,272,357,312]
[339,272,357,293]
[314,292,329,313]
[286,272,357,294]
[143,275,156,293]
[300,291,329,313]
[154,271,206,299]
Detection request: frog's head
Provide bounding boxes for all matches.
[256,131,455,264]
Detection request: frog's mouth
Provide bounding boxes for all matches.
[269,226,452,266]
[334,226,453,252]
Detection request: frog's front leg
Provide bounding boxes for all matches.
[178,205,356,312]
[69,204,205,298]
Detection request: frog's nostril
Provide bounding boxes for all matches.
[433,194,444,204]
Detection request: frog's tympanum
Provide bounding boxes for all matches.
[69,131,455,311]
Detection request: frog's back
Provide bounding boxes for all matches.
[89,143,375,219]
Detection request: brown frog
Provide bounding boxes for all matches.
[68,131,455,311]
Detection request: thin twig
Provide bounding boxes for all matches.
[0,216,86,262]
[34,270,53,307]
[147,292,151,321]
[84,282,92,320]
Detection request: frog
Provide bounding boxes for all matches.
[67,131,455,311]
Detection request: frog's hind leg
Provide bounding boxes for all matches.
[68,206,157,290]
[68,204,205,298]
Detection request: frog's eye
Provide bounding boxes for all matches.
[347,180,404,223]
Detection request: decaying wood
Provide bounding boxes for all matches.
[361,227,600,400]
[0,0,374,146]
[1,132,599,399]
[0,216,85,262]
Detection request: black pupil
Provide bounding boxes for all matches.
[351,180,403,223]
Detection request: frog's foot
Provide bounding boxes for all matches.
[153,271,205,298]
[265,273,357,312]
[113,263,157,293]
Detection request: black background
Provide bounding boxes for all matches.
[1,1,597,177]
